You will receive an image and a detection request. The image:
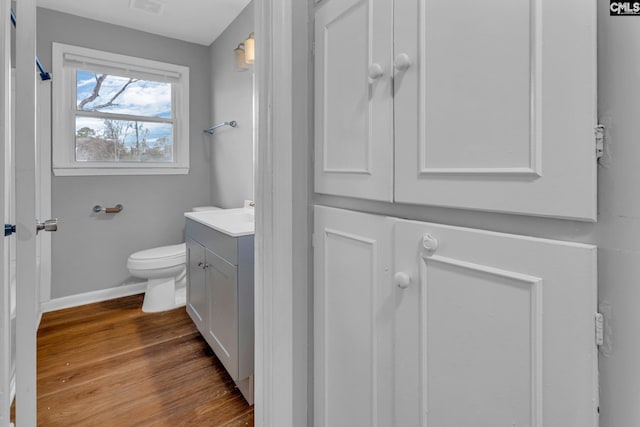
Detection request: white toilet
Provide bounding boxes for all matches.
[127,206,220,312]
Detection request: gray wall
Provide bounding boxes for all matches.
[37,8,213,298]
[209,3,254,208]
[311,0,640,425]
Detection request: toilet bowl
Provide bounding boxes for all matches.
[128,206,219,312]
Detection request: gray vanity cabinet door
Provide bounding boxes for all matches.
[206,249,239,380]
[186,239,207,334]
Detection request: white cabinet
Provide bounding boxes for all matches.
[315,0,597,220]
[313,207,394,426]
[185,219,254,404]
[314,206,598,427]
[314,0,393,202]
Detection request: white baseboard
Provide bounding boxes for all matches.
[40,282,147,313]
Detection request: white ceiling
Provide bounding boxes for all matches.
[35,0,252,46]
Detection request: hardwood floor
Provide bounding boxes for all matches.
[13,294,254,426]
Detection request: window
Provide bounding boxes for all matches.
[52,43,190,175]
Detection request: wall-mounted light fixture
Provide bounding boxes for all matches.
[234,43,248,71]
[244,32,255,64]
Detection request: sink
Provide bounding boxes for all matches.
[184,208,254,237]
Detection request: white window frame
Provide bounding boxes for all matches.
[51,43,190,176]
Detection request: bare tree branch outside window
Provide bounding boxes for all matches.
[75,71,174,163]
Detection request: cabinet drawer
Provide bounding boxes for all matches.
[186,219,238,265]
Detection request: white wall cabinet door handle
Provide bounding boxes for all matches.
[368,63,384,81]
[422,233,439,252]
[394,53,412,72]
[394,272,412,289]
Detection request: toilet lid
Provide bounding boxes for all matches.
[128,243,186,269]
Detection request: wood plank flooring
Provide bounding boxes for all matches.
[13,294,254,426]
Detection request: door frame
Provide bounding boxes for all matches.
[23,0,310,424]
[254,0,310,425]
[36,82,52,306]
[14,0,39,424]
[0,0,11,424]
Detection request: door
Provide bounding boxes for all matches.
[206,249,239,380]
[314,206,598,427]
[314,0,393,202]
[0,0,11,424]
[186,238,207,333]
[13,0,39,424]
[394,219,598,426]
[394,0,597,220]
[314,206,394,426]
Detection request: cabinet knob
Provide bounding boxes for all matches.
[394,272,412,289]
[394,53,412,72]
[368,63,384,81]
[422,233,439,252]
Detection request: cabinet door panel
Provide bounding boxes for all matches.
[394,0,597,220]
[314,206,393,427]
[186,239,207,333]
[314,0,393,201]
[394,219,598,426]
[206,249,239,380]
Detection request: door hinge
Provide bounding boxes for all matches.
[4,224,15,237]
[595,312,604,346]
[595,124,605,160]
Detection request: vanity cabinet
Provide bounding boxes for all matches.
[185,218,255,404]
[185,239,207,332]
[314,0,597,221]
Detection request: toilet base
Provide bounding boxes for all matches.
[175,286,186,307]
[142,277,183,313]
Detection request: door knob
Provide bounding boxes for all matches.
[368,63,384,81]
[394,272,412,289]
[36,218,58,234]
[394,53,412,72]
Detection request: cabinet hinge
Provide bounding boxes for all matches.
[312,42,316,57]
[595,312,604,346]
[595,124,605,160]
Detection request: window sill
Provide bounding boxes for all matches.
[53,167,189,176]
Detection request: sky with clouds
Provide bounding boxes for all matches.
[76,70,172,118]
[75,70,173,150]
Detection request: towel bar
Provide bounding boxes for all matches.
[203,121,237,135]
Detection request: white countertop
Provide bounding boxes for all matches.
[185,208,255,237]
